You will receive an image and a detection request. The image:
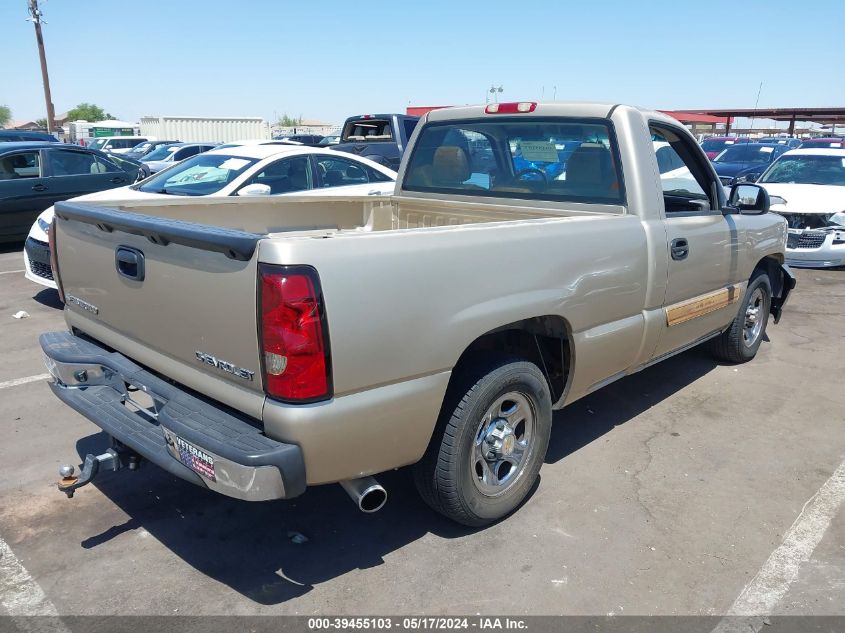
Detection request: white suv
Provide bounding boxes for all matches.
[83,137,151,154]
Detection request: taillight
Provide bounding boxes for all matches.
[47,218,65,303]
[259,264,331,402]
[485,102,537,114]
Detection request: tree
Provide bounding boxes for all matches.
[0,105,11,128]
[277,113,303,127]
[35,118,48,129]
[66,103,115,122]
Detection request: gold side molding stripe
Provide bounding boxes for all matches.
[665,284,743,327]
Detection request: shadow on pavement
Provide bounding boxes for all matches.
[73,345,721,605]
[32,288,63,310]
[76,432,475,605]
[545,345,718,464]
[0,240,24,255]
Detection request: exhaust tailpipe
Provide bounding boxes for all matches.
[340,476,387,513]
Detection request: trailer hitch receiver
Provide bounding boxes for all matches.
[58,449,128,498]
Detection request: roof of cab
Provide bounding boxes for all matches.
[423,102,681,127]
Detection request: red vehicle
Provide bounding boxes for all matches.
[799,137,845,149]
[700,136,753,160]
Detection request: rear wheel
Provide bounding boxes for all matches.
[711,270,771,363]
[413,355,552,526]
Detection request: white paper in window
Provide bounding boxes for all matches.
[519,141,559,162]
[218,158,250,171]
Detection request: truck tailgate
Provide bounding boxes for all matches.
[53,201,266,413]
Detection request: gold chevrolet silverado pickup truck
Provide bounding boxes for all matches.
[42,102,794,526]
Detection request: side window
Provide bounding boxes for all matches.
[403,119,418,140]
[47,150,99,176]
[175,147,200,160]
[93,155,120,173]
[316,156,381,188]
[0,152,41,179]
[650,126,714,213]
[244,156,312,194]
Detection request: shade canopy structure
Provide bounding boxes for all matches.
[674,108,845,135]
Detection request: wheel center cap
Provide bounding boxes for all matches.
[486,421,516,457]
[501,433,516,456]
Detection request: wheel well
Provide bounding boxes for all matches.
[455,316,572,403]
[754,255,784,297]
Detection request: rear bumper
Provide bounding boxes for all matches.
[40,331,306,501]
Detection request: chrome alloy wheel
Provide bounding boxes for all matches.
[471,391,535,496]
[743,287,766,347]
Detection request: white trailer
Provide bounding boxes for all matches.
[139,116,270,143]
[68,120,141,144]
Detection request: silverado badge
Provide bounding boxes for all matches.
[195,351,255,381]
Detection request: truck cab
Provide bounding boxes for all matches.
[331,114,419,170]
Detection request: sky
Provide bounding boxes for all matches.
[1,0,844,127]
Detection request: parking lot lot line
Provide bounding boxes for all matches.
[0,538,62,619]
[0,374,51,390]
[713,458,845,632]
[0,269,25,275]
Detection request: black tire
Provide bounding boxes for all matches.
[711,270,772,363]
[413,355,552,527]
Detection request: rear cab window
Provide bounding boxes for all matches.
[342,119,394,142]
[402,117,625,206]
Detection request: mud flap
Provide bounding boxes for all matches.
[770,264,796,324]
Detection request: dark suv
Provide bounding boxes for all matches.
[0,142,141,242]
[0,130,59,143]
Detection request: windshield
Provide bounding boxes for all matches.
[760,154,845,186]
[129,142,153,154]
[714,145,776,164]
[144,145,181,161]
[136,154,258,196]
[86,139,106,150]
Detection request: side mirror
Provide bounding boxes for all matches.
[237,183,272,197]
[728,183,769,215]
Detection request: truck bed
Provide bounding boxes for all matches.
[64,193,621,237]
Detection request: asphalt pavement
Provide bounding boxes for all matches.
[0,244,842,619]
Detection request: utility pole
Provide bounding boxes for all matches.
[27,0,55,134]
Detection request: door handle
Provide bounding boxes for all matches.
[32,184,47,192]
[110,176,126,184]
[115,246,145,281]
[671,238,689,261]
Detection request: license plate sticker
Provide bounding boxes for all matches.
[174,435,216,481]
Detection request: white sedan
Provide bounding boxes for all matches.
[24,145,397,289]
[756,148,845,268]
